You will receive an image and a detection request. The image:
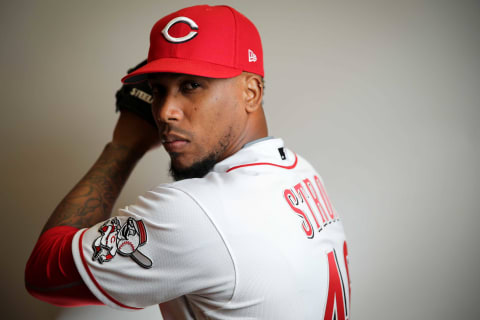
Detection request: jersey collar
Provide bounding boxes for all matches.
[213,137,297,173]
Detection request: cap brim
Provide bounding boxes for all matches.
[122,58,243,84]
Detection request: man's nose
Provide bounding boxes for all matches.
[154,93,184,125]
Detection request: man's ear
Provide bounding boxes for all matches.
[243,73,264,113]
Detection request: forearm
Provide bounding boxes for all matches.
[42,142,144,234]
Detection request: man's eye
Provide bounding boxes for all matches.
[151,86,164,97]
[182,81,201,91]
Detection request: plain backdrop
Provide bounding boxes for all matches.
[1,0,479,319]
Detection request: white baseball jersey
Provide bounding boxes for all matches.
[72,137,351,319]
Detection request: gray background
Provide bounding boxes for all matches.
[1,0,479,319]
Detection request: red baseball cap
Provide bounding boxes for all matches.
[122,5,264,83]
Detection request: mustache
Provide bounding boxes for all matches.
[160,125,193,140]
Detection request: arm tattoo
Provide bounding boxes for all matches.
[42,143,142,234]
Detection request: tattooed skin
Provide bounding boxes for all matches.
[42,143,142,234]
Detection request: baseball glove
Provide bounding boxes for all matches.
[115,60,156,127]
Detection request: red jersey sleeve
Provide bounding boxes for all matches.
[25,226,103,306]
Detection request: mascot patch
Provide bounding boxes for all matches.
[92,217,153,269]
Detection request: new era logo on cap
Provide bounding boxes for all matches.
[248,49,257,62]
[122,5,264,83]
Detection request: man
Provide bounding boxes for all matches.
[25,5,351,319]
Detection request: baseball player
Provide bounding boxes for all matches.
[25,5,351,319]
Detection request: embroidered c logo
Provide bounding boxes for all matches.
[161,16,199,43]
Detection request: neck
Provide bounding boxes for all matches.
[219,107,268,162]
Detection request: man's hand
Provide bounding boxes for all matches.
[113,111,162,155]
[114,60,161,154]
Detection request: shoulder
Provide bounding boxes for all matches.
[120,183,209,223]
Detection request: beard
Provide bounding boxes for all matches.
[169,152,218,181]
[167,127,233,181]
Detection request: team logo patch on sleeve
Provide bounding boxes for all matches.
[92,217,153,269]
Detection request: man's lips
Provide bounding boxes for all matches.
[162,133,190,153]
